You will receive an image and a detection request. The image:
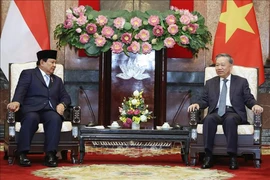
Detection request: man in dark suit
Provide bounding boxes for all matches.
[7,50,71,167]
[188,53,263,170]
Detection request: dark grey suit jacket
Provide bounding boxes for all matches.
[12,67,71,115]
[197,74,257,124]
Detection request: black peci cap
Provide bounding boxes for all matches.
[37,50,57,61]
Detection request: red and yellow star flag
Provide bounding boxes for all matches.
[212,0,265,85]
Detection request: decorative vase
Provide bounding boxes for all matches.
[131,122,140,130]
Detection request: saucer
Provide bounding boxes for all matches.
[107,125,121,129]
[156,126,173,130]
[161,127,173,130]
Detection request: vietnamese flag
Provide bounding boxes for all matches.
[1,0,50,80]
[212,0,265,85]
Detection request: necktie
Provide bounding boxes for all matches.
[44,74,54,109]
[218,79,228,116]
[44,75,50,87]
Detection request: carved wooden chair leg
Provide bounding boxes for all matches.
[189,157,197,166]
[8,156,15,165]
[254,159,261,168]
[3,150,8,160]
[70,150,78,164]
[61,150,68,160]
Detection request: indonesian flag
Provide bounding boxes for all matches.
[1,0,50,80]
[212,0,265,85]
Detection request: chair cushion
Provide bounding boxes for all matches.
[197,124,254,135]
[15,121,72,133]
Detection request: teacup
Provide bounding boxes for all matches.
[162,122,170,128]
[111,121,119,127]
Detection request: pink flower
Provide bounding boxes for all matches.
[66,9,74,19]
[187,23,199,34]
[114,17,125,29]
[123,118,132,127]
[141,42,152,54]
[96,15,108,26]
[134,34,139,40]
[127,41,140,54]
[76,15,87,26]
[95,35,106,47]
[180,14,191,25]
[127,110,134,115]
[165,15,176,25]
[111,42,123,54]
[190,15,198,23]
[182,26,187,31]
[179,9,191,16]
[148,15,160,26]
[76,28,82,33]
[101,26,114,38]
[63,19,73,29]
[134,109,140,115]
[130,17,142,29]
[86,23,97,34]
[164,37,176,48]
[138,29,150,41]
[121,33,132,44]
[79,33,90,44]
[153,25,164,37]
[73,5,86,16]
[180,35,189,44]
[167,24,178,35]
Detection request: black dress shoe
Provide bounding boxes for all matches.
[43,152,58,167]
[201,156,213,169]
[18,153,31,167]
[229,157,239,170]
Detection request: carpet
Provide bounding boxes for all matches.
[1,143,270,180]
[32,164,234,180]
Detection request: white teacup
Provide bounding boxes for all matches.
[111,121,119,127]
[162,122,170,128]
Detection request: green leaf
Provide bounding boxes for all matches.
[124,22,132,30]
[85,38,101,55]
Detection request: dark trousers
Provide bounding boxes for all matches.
[17,107,62,153]
[202,107,241,154]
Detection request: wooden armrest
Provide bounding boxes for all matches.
[189,109,200,127]
[6,110,16,124]
[253,113,262,145]
[253,113,262,128]
[63,106,81,124]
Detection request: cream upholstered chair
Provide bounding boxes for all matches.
[4,62,81,164]
[189,65,262,168]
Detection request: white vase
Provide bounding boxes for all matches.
[131,122,140,130]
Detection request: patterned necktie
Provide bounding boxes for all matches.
[218,79,228,116]
[44,75,50,87]
[44,74,54,109]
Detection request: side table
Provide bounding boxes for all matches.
[79,126,190,165]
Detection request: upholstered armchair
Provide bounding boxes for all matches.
[4,62,81,164]
[189,65,262,168]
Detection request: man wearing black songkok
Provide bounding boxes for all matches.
[7,50,71,167]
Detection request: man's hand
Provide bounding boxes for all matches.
[188,103,200,112]
[56,103,65,116]
[252,105,263,115]
[7,102,20,112]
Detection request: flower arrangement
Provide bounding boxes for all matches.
[119,90,153,128]
[54,5,212,57]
